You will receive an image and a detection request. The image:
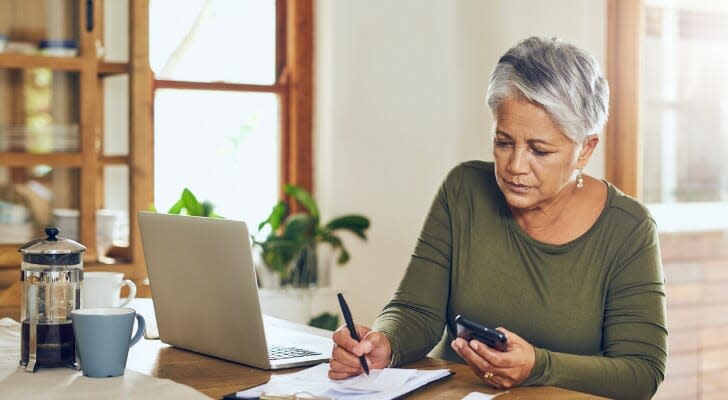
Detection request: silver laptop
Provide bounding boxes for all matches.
[138,211,332,369]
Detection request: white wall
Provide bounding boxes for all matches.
[316,0,607,324]
[315,0,458,324]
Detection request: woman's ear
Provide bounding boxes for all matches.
[577,135,600,169]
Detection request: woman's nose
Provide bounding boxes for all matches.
[507,148,529,174]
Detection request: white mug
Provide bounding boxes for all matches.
[82,272,137,308]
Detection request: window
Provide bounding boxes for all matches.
[641,2,728,231]
[608,0,728,232]
[148,0,312,227]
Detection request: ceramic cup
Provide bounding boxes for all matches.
[96,209,118,263]
[82,272,136,308]
[71,307,145,378]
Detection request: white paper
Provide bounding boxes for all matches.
[342,368,417,391]
[235,363,451,400]
[461,391,510,400]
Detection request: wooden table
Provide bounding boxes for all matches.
[1,302,605,399]
[126,335,606,399]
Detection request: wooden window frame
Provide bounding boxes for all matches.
[150,0,314,195]
[129,0,313,278]
[606,0,643,198]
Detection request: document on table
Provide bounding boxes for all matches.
[461,391,509,400]
[224,363,452,400]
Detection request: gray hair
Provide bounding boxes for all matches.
[486,37,609,143]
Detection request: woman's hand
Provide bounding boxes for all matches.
[328,324,392,380]
[451,327,535,389]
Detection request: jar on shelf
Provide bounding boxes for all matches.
[38,40,79,57]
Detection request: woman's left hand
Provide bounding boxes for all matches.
[450,327,535,389]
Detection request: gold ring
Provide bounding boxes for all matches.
[483,371,494,379]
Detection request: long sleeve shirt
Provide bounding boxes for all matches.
[371,161,667,400]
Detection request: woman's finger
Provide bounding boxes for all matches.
[469,339,511,368]
[484,372,508,390]
[332,324,370,357]
[332,344,366,369]
[329,358,362,376]
[452,338,499,376]
[328,369,356,380]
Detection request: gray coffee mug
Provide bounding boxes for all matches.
[71,307,145,378]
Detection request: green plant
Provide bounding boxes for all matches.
[308,312,340,331]
[151,188,222,218]
[253,184,370,287]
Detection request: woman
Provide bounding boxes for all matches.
[328,37,667,399]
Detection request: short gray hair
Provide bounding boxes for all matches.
[486,37,609,143]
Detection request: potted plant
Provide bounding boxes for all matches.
[253,184,370,288]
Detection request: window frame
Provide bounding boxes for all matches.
[607,0,728,232]
[606,0,643,198]
[151,0,314,199]
[129,0,313,276]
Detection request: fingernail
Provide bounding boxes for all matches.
[353,346,362,356]
[470,341,479,351]
[451,341,460,351]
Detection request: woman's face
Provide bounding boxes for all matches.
[492,97,581,211]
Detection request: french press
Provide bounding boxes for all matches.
[19,227,86,372]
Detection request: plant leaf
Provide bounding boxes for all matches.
[258,201,288,231]
[282,214,316,241]
[260,238,302,274]
[284,184,319,220]
[201,200,220,218]
[336,247,350,264]
[308,312,340,331]
[208,211,224,219]
[181,188,204,216]
[167,198,184,214]
[325,215,370,240]
[319,234,350,265]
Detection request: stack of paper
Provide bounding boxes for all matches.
[230,363,451,400]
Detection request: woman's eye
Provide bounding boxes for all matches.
[531,148,549,156]
[494,139,512,147]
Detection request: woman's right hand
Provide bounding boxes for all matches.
[328,324,392,380]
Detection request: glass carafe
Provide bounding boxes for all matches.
[19,227,85,372]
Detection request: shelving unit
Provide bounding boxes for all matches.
[0,0,152,292]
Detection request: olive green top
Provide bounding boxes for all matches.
[372,161,667,400]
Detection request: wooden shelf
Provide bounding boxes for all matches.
[99,61,129,76]
[100,155,130,165]
[0,53,84,71]
[0,152,83,167]
[0,54,130,77]
[0,1,155,294]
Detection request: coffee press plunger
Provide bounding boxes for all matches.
[19,227,85,372]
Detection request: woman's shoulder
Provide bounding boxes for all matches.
[445,160,495,184]
[604,182,656,227]
[441,161,500,205]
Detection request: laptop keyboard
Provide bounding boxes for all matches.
[269,345,322,360]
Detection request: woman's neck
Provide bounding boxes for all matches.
[509,177,607,244]
[511,185,577,232]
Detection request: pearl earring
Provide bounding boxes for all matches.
[576,168,584,189]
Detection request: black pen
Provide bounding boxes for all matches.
[337,292,370,375]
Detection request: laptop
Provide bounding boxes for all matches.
[137,211,332,370]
